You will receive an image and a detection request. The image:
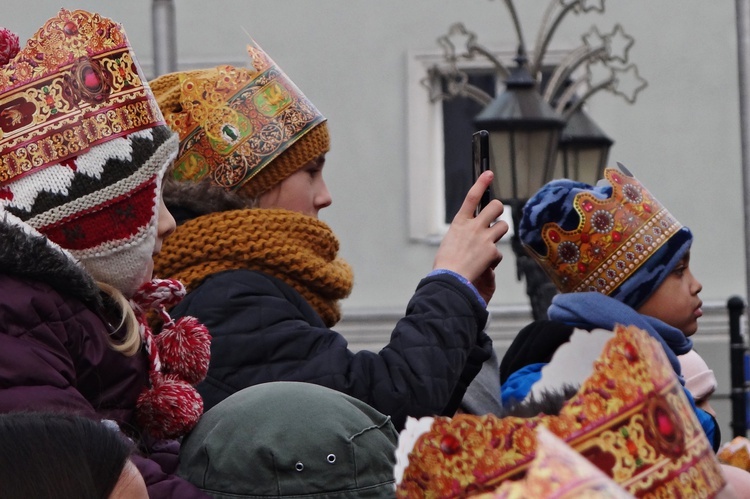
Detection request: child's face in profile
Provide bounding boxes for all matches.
[258,154,331,218]
[636,252,703,336]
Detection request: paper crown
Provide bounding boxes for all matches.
[0,9,165,186]
[718,437,750,473]
[475,428,634,498]
[153,41,325,194]
[396,324,726,498]
[522,167,685,296]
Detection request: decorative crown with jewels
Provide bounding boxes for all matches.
[0,9,165,186]
[155,40,325,192]
[396,324,726,498]
[475,427,634,498]
[527,167,683,295]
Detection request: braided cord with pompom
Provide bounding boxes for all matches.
[130,278,211,439]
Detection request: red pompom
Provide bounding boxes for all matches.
[0,28,19,66]
[136,373,203,439]
[155,316,211,384]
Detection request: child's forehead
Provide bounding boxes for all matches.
[680,251,691,263]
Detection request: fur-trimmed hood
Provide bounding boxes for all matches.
[0,211,101,309]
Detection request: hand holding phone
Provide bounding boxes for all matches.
[472,130,492,215]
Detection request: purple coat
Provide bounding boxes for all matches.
[0,219,208,498]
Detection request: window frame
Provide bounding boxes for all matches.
[406,47,569,244]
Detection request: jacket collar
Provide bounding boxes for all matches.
[0,212,101,308]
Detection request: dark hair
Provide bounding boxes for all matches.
[0,411,135,499]
[501,384,580,418]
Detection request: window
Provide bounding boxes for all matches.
[406,50,516,244]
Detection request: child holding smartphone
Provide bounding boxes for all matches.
[150,41,509,429]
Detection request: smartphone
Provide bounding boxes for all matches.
[472,130,492,215]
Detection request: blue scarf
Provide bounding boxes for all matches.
[547,292,692,378]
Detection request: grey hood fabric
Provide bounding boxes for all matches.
[179,381,398,498]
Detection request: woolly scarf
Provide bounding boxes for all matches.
[153,208,354,327]
[547,292,693,378]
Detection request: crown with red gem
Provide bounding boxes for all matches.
[0,9,164,186]
[396,324,726,497]
[524,167,684,296]
[476,428,633,498]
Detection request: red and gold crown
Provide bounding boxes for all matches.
[475,428,634,498]
[528,168,683,295]
[0,9,165,185]
[151,40,325,194]
[396,325,726,498]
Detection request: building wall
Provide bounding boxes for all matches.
[5,1,747,439]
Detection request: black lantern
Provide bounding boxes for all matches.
[473,49,565,321]
[555,107,613,186]
[474,48,566,211]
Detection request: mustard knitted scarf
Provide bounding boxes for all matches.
[153,209,353,326]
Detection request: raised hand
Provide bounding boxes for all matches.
[433,171,508,304]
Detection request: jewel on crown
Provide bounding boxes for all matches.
[532,168,682,295]
[395,325,726,498]
[0,9,164,187]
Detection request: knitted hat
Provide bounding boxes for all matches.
[518,164,693,309]
[0,9,178,297]
[150,41,328,216]
[396,324,727,497]
[179,381,398,498]
[678,350,717,402]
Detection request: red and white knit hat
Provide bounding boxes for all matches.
[0,10,212,439]
[0,9,177,297]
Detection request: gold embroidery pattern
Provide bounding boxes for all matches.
[476,428,633,498]
[0,9,164,185]
[396,325,725,498]
[528,169,683,295]
[166,43,325,191]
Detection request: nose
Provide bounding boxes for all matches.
[315,180,333,211]
[691,272,703,296]
[157,198,176,242]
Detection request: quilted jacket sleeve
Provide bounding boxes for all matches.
[179,270,493,430]
[0,277,209,499]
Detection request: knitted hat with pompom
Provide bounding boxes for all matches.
[0,9,177,297]
[0,9,210,440]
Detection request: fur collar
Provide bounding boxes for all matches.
[0,214,102,308]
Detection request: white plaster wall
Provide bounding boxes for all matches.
[5,1,743,312]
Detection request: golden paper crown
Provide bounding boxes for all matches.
[0,9,165,186]
[528,168,683,294]
[718,436,750,472]
[153,41,325,193]
[475,428,634,498]
[396,325,725,498]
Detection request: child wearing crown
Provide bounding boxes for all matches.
[0,11,211,497]
[500,164,720,450]
[148,40,508,432]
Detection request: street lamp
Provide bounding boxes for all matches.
[474,48,565,210]
[473,48,565,320]
[424,0,647,319]
[555,107,613,185]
